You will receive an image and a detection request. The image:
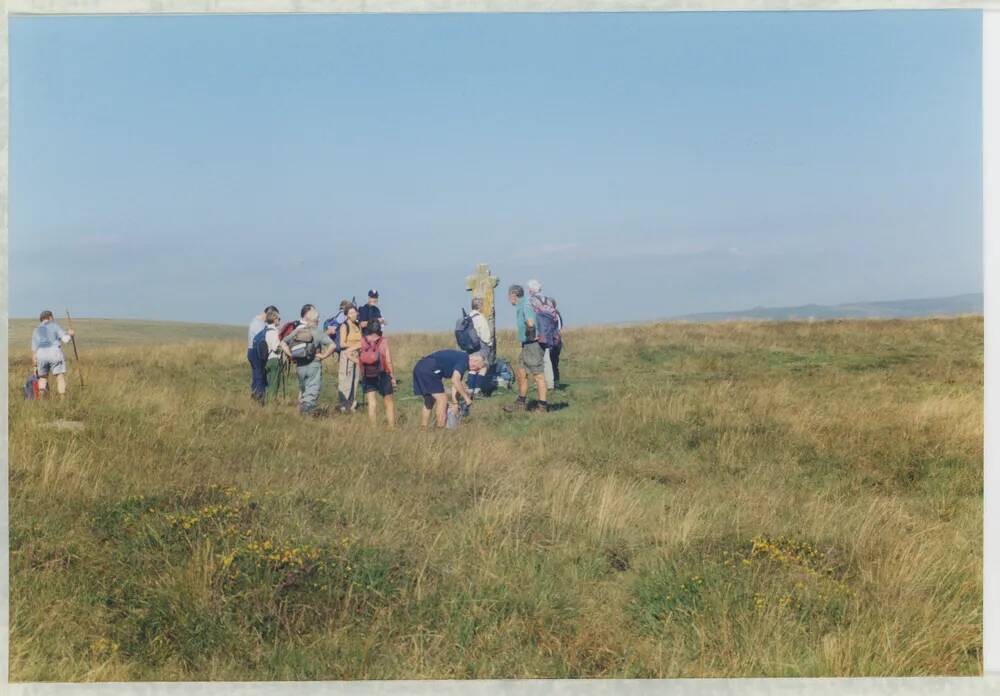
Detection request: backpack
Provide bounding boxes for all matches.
[251,327,272,364]
[323,311,348,352]
[23,373,40,400]
[535,296,561,345]
[358,335,384,379]
[278,320,300,341]
[288,325,318,364]
[455,309,482,353]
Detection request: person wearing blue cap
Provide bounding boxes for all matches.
[358,289,385,333]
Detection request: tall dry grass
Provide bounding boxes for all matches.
[7,316,983,679]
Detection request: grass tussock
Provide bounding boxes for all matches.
[8,316,983,679]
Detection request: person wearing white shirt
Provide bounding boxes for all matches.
[30,310,76,397]
[467,297,493,397]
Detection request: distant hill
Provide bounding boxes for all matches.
[675,293,983,323]
[8,318,245,351]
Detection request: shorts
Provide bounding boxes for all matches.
[412,358,445,396]
[36,347,67,377]
[519,341,545,375]
[362,372,394,397]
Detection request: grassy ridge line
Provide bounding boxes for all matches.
[8,318,246,351]
[9,313,983,351]
[8,316,984,680]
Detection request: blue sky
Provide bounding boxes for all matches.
[11,11,982,331]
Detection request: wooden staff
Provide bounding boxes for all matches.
[65,309,85,389]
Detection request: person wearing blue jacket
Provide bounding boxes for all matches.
[31,310,76,397]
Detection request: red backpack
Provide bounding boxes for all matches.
[358,335,384,379]
[278,320,299,341]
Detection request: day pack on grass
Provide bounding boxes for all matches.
[23,373,40,400]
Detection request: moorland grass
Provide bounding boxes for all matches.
[8,316,983,679]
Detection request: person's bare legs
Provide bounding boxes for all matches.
[55,374,68,396]
[515,367,528,398]
[534,373,547,403]
[367,391,378,425]
[434,393,449,427]
[384,395,396,428]
[37,376,48,397]
[421,395,435,428]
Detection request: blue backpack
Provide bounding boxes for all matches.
[455,309,482,353]
[251,328,271,365]
[534,297,561,345]
[323,312,348,352]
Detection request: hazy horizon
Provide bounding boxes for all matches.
[12,11,982,332]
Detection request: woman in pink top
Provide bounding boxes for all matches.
[358,324,396,427]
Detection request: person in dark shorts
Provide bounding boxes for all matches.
[359,323,397,427]
[504,284,548,413]
[412,349,486,428]
[358,289,385,332]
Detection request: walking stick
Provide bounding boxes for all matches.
[64,310,85,389]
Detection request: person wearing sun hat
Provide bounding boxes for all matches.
[358,289,385,333]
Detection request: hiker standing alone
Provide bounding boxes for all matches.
[31,310,76,397]
[505,285,548,413]
[248,305,279,403]
[280,304,337,416]
[337,305,363,412]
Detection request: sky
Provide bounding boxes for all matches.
[10,11,983,331]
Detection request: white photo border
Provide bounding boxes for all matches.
[2,2,997,694]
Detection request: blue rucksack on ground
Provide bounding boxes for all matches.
[455,309,482,353]
[23,373,40,400]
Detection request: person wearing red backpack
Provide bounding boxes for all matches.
[358,323,397,427]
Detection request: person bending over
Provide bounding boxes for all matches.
[412,349,485,428]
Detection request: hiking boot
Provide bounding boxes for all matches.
[530,402,548,413]
[503,400,527,413]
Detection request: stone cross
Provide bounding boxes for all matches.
[465,263,500,362]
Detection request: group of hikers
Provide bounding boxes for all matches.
[245,280,565,428]
[23,278,565,430]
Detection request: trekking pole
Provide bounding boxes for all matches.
[64,310,85,389]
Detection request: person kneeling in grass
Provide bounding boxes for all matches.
[358,323,397,427]
[412,349,485,428]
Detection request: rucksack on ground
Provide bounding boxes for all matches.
[288,325,317,364]
[23,373,40,400]
[323,311,348,352]
[491,359,514,392]
[455,308,482,353]
[358,335,384,379]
